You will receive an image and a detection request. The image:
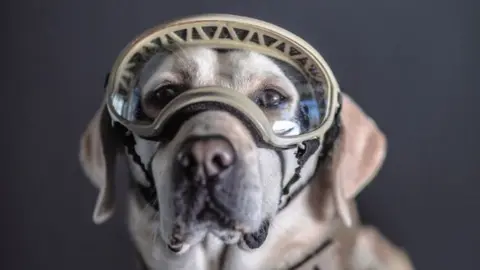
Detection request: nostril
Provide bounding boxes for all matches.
[204,152,233,177]
[204,154,227,177]
[177,151,194,168]
[212,152,233,169]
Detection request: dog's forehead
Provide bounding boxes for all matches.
[219,49,285,77]
[170,46,284,76]
[139,47,218,89]
[140,46,291,93]
[171,46,219,82]
[222,49,291,93]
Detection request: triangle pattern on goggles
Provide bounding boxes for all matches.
[108,14,335,105]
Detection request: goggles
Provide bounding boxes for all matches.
[105,14,341,149]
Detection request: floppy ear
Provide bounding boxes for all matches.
[330,93,387,227]
[79,98,120,224]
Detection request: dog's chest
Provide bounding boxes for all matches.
[280,241,344,270]
[203,235,226,270]
[221,206,347,269]
[221,239,345,270]
[128,180,352,270]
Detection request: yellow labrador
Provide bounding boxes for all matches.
[79,47,414,269]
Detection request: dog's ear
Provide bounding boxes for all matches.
[330,93,387,227]
[79,98,120,224]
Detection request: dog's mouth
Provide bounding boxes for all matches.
[171,182,248,233]
[166,202,244,254]
[166,172,266,254]
[173,172,240,224]
[160,129,269,254]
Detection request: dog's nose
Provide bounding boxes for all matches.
[177,137,236,178]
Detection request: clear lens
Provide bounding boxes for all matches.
[108,46,328,138]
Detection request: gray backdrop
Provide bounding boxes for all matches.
[2,0,479,269]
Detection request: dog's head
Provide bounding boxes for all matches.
[79,15,386,255]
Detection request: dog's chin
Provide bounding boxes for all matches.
[164,225,245,255]
[165,213,270,255]
[164,209,268,255]
[165,226,270,256]
[164,173,267,254]
[211,228,243,244]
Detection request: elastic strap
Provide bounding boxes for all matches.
[113,122,159,210]
[277,139,321,210]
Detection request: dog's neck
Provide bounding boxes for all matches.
[219,153,345,270]
[126,150,347,270]
[223,186,340,269]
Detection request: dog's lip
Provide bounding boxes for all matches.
[174,180,240,229]
[167,211,251,248]
[174,190,259,237]
[167,227,243,253]
[167,242,191,255]
[210,229,242,244]
[196,201,248,232]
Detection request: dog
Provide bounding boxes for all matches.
[79,46,414,269]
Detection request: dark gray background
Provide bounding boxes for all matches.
[2,0,479,269]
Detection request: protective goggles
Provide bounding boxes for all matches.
[105,14,341,149]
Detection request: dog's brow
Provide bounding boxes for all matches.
[171,47,218,87]
[138,47,300,101]
[219,51,285,94]
[141,71,184,93]
[139,47,219,93]
[138,52,175,91]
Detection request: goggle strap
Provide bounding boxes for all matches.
[278,94,342,211]
[122,127,159,210]
[281,139,321,196]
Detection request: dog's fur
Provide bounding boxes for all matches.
[79,47,414,269]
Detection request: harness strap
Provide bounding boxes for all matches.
[122,131,319,214]
[278,139,321,210]
[113,123,159,210]
[287,238,334,270]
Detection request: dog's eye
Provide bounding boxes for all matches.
[145,84,184,108]
[256,89,287,109]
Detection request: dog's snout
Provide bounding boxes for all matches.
[177,137,236,178]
